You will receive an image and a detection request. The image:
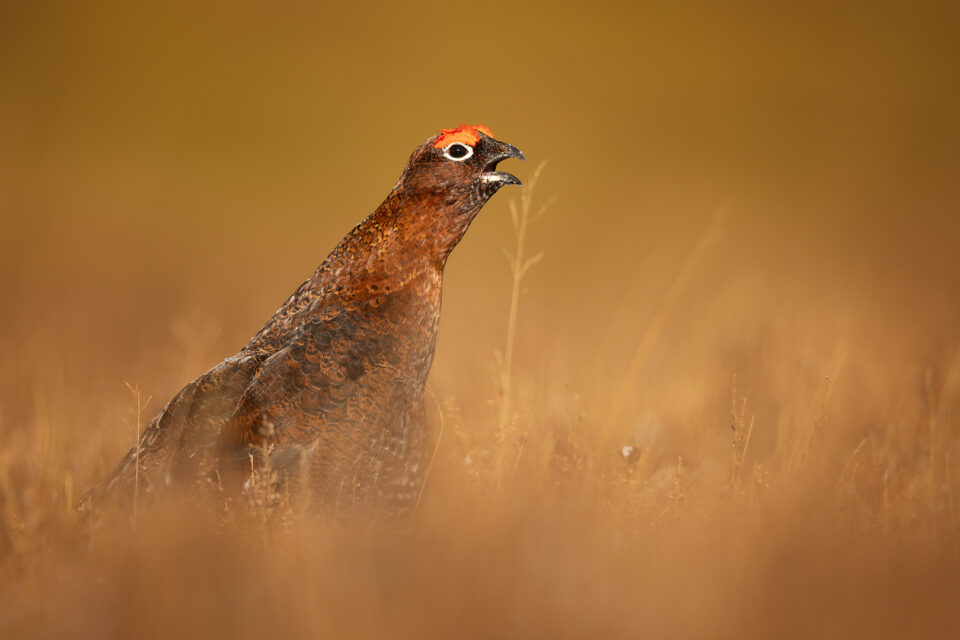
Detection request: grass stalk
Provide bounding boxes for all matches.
[495,161,554,487]
[123,382,150,529]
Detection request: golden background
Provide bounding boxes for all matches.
[1,1,959,637]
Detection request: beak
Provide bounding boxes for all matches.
[480,139,526,186]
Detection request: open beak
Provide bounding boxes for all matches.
[480,141,526,186]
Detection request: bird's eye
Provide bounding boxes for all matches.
[442,143,473,161]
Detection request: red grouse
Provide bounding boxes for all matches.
[82,124,524,515]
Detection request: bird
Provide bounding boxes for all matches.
[80,124,525,517]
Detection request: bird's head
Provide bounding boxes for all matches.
[397,124,525,214]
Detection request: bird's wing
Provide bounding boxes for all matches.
[221,309,412,493]
[80,353,266,511]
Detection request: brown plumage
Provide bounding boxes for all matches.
[82,125,524,516]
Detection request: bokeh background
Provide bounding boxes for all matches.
[1,1,959,638]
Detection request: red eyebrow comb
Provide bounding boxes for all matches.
[433,124,494,148]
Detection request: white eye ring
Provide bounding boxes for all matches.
[442,142,474,162]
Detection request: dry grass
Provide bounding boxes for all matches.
[1,169,959,639]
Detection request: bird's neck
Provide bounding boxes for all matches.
[333,187,480,282]
[243,189,475,353]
